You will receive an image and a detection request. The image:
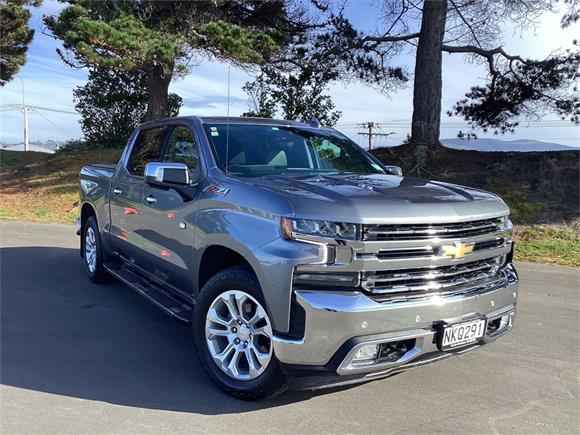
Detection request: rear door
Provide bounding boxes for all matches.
[109,126,168,262]
[140,125,201,293]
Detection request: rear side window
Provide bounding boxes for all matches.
[127,127,168,176]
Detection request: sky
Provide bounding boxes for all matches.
[0,0,579,148]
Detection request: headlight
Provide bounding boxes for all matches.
[498,216,512,230]
[498,216,507,228]
[281,217,358,241]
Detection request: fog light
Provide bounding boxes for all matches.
[499,313,513,330]
[351,344,379,363]
[487,312,515,335]
[378,340,412,363]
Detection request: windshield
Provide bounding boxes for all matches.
[203,123,386,176]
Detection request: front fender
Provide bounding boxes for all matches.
[193,202,324,332]
[246,237,322,333]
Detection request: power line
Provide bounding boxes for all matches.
[336,119,578,128]
[357,122,396,151]
[31,109,73,136]
[0,103,78,115]
[1,101,78,151]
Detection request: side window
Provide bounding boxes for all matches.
[127,127,168,176]
[311,138,342,169]
[163,126,199,175]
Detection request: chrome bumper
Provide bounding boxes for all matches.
[273,264,518,375]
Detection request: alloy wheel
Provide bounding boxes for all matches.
[85,226,97,273]
[205,290,273,381]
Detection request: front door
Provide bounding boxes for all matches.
[140,125,200,294]
[109,126,169,263]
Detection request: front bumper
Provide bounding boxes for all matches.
[273,264,518,389]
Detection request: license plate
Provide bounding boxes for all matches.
[439,318,486,350]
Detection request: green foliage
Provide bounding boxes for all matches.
[60,9,180,72]
[0,0,41,86]
[72,67,182,149]
[44,1,295,119]
[451,50,580,136]
[242,67,342,126]
[242,75,277,118]
[197,20,282,65]
[0,148,45,166]
[515,224,580,267]
[35,206,48,218]
[492,188,545,223]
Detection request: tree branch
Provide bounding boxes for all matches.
[449,0,482,47]
[361,32,420,43]
[441,44,532,64]
[441,43,540,78]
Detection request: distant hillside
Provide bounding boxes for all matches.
[0,139,65,152]
[1,143,55,154]
[441,138,578,152]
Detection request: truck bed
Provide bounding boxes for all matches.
[79,163,118,236]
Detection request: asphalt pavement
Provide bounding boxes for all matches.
[1,220,578,434]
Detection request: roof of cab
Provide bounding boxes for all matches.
[138,115,322,129]
[198,116,318,128]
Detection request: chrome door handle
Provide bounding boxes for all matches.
[112,188,122,195]
[145,195,157,204]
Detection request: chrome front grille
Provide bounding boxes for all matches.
[294,215,512,303]
[363,218,505,241]
[362,257,505,302]
[367,237,506,260]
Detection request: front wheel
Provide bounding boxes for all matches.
[193,266,286,400]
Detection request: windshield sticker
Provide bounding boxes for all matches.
[211,131,219,136]
[271,127,279,130]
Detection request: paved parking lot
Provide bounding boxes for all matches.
[1,220,578,433]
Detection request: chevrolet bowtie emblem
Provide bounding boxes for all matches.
[440,242,475,259]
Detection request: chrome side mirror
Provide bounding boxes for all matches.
[144,162,190,186]
[385,165,403,176]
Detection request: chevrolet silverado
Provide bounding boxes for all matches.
[78,116,518,399]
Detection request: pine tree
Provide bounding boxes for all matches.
[73,68,182,149]
[45,1,302,120]
[0,0,42,86]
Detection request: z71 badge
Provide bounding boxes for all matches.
[204,184,230,195]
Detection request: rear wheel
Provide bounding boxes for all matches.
[193,266,286,400]
[82,216,110,283]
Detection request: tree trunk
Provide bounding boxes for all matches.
[145,64,173,121]
[410,0,448,156]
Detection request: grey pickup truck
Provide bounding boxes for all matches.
[78,116,518,399]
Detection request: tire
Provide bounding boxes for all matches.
[82,216,110,283]
[193,266,287,400]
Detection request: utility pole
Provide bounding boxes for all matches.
[1,101,78,152]
[23,106,29,152]
[16,78,30,152]
[13,104,30,152]
[357,122,395,151]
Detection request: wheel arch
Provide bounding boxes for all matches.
[196,243,284,329]
[197,244,254,292]
[79,202,97,258]
[81,202,97,227]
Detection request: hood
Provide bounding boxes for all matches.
[239,173,509,224]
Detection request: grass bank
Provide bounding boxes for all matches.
[0,149,121,223]
[514,223,579,267]
[0,148,578,266]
